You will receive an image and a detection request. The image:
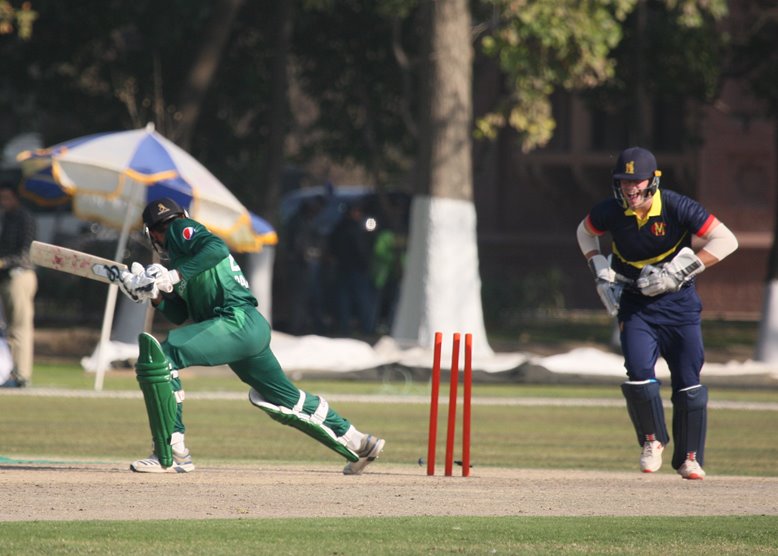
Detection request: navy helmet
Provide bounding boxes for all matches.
[611,147,661,207]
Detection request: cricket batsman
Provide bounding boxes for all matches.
[118,197,385,474]
[576,147,738,479]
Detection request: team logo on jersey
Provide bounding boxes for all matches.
[651,222,666,236]
[625,161,635,175]
[182,226,196,240]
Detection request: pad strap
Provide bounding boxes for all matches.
[291,389,329,424]
[312,397,329,425]
[248,388,359,462]
[293,390,306,413]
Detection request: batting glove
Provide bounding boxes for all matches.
[588,254,622,317]
[144,263,180,293]
[118,262,159,303]
[636,247,705,297]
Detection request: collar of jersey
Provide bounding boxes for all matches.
[624,189,662,228]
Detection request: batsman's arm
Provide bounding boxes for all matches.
[577,219,625,316]
[152,292,189,324]
[576,218,601,261]
[695,219,738,268]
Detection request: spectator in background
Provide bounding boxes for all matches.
[370,208,406,335]
[329,202,376,337]
[0,182,37,388]
[287,196,327,335]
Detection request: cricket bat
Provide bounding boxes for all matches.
[30,240,127,285]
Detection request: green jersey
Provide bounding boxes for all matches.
[144,215,358,452]
[157,217,257,324]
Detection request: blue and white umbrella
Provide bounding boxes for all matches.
[18,132,102,209]
[18,123,277,252]
[17,124,278,389]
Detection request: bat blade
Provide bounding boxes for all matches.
[30,241,127,285]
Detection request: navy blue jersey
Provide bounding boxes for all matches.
[586,189,715,282]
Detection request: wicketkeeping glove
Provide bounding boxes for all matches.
[118,262,159,303]
[588,254,623,317]
[143,263,180,293]
[636,247,705,297]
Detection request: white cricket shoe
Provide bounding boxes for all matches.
[343,435,385,475]
[677,452,705,480]
[130,450,195,474]
[639,435,664,473]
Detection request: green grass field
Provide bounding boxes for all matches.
[1,516,776,555]
[1,361,777,554]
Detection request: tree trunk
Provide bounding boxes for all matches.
[391,0,492,356]
[261,0,293,221]
[173,0,244,150]
[754,120,778,361]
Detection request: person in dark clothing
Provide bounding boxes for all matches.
[0,182,37,388]
[328,203,376,337]
[287,196,327,335]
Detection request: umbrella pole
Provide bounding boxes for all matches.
[94,184,142,391]
[94,285,121,391]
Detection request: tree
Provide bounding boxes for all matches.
[731,2,778,361]
[391,0,493,352]
[0,1,37,40]
[476,0,726,150]
[393,0,727,351]
[0,1,281,212]
[328,0,634,351]
[476,0,635,150]
[170,0,244,151]
[1,0,738,344]
[292,0,419,186]
[260,0,293,223]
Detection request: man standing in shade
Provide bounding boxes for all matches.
[0,182,37,388]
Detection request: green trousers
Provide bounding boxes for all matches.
[161,306,352,436]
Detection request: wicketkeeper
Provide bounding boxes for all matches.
[577,147,738,480]
[118,197,385,474]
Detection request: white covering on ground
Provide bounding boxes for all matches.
[754,281,778,363]
[0,338,13,382]
[535,346,777,378]
[80,331,778,380]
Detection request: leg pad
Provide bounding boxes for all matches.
[671,385,708,469]
[135,333,177,468]
[249,388,359,462]
[621,380,670,447]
